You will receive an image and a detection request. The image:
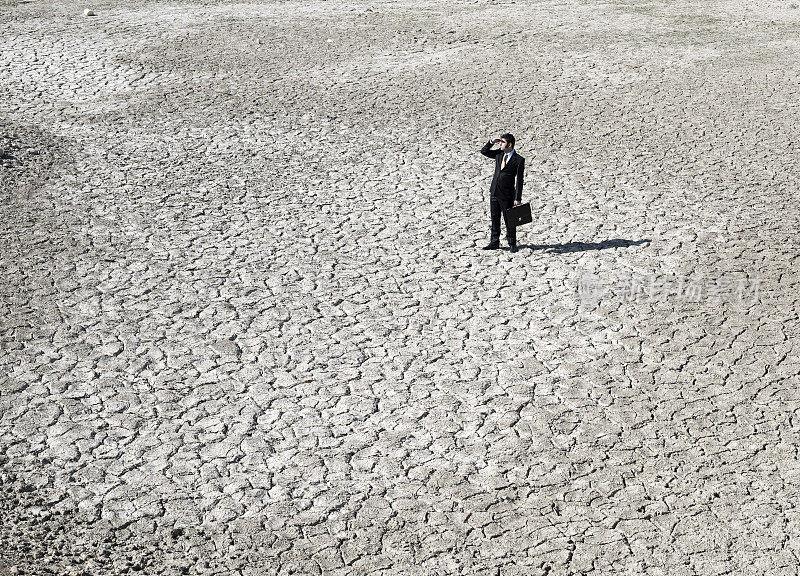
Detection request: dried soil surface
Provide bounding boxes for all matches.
[2,0,800,575]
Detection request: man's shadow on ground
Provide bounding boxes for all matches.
[517,238,651,253]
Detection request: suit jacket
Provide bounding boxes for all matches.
[481,140,525,202]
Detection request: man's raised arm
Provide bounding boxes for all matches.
[481,139,500,158]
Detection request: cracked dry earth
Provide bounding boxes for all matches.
[2,0,800,574]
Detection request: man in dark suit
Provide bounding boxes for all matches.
[480,133,524,253]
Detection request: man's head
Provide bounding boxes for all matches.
[499,133,515,152]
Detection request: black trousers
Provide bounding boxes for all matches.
[489,197,516,246]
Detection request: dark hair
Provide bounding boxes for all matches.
[500,133,515,148]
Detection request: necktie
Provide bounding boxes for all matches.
[501,154,508,170]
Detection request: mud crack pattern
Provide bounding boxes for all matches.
[2,1,800,575]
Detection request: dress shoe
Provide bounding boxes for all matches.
[482,243,500,250]
[510,245,518,253]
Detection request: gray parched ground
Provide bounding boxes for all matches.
[2,0,800,574]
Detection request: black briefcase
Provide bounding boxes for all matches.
[504,202,532,227]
